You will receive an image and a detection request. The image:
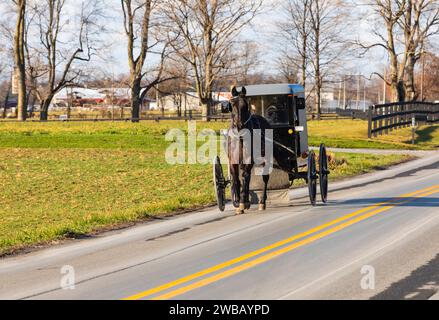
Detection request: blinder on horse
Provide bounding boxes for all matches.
[229,88,252,131]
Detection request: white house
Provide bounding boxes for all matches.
[154,91,232,112]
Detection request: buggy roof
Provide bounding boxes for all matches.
[239,84,305,98]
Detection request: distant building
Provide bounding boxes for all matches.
[155,91,232,112]
[53,87,154,110]
[53,88,106,107]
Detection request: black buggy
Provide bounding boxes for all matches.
[213,84,330,212]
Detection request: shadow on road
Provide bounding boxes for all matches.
[337,196,439,208]
[371,253,439,300]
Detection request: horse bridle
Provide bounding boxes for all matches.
[229,95,251,129]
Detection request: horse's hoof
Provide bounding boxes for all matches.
[245,202,251,210]
[235,208,244,215]
[236,203,246,215]
[258,204,266,211]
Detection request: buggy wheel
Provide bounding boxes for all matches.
[213,156,226,212]
[308,151,318,206]
[319,144,329,203]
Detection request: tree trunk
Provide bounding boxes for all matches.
[390,80,406,103]
[14,0,27,121]
[314,52,321,119]
[301,57,307,89]
[301,32,307,89]
[39,99,52,121]
[201,96,211,122]
[397,80,406,102]
[315,83,321,120]
[16,71,27,121]
[405,53,417,101]
[130,79,142,122]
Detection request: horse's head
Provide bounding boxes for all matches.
[229,86,250,130]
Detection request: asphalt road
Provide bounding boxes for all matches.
[1,152,438,300]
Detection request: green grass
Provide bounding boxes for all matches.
[308,119,439,150]
[0,120,423,255]
[1,119,438,150]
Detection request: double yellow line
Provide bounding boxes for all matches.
[124,185,439,300]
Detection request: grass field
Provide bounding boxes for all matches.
[308,119,439,150]
[0,119,431,255]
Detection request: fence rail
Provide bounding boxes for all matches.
[336,108,369,120]
[368,101,439,138]
[0,114,231,123]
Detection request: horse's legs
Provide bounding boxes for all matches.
[231,164,241,211]
[259,174,270,211]
[241,165,252,211]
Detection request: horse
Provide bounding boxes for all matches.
[227,86,272,215]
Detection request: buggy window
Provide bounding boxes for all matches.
[262,95,289,125]
[247,96,262,115]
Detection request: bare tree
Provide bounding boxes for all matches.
[276,55,299,83]
[358,1,413,102]
[419,52,439,101]
[152,59,192,117]
[401,0,439,100]
[278,0,311,88]
[214,41,261,87]
[232,41,261,85]
[121,0,176,122]
[12,0,27,121]
[164,0,262,120]
[359,1,439,102]
[308,0,349,118]
[24,0,104,120]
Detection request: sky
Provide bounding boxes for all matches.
[1,0,434,85]
[98,0,388,80]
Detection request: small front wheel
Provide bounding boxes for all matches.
[307,151,318,206]
[319,144,330,203]
[213,156,226,212]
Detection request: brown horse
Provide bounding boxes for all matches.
[228,86,272,214]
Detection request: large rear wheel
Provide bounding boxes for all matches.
[213,156,226,212]
[308,151,318,206]
[319,144,329,203]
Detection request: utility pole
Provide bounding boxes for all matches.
[343,76,346,109]
[363,81,367,112]
[338,80,342,109]
[383,68,387,104]
[68,86,73,119]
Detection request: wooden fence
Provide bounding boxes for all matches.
[368,101,439,138]
[336,108,369,120]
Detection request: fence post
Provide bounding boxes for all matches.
[368,106,373,139]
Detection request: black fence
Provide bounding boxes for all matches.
[368,101,439,138]
[1,114,231,123]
